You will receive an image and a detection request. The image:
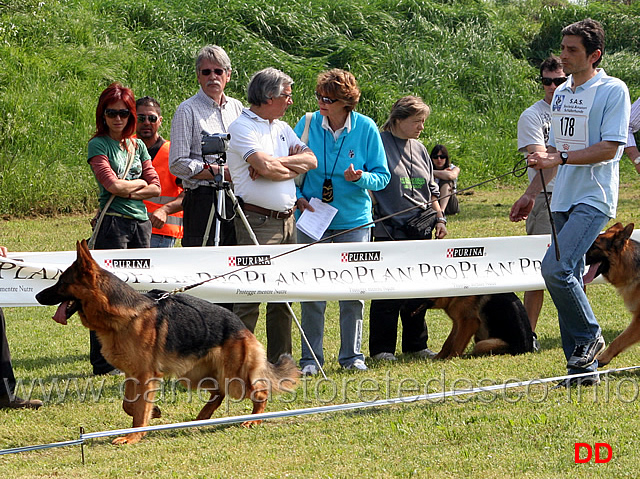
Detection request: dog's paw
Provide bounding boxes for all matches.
[112,432,144,445]
[240,419,263,428]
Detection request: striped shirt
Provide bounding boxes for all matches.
[168,88,243,190]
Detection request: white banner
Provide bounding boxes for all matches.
[0,232,618,307]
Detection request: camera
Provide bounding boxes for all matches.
[201,132,230,156]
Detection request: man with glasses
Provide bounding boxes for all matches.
[136,96,183,248]
[169,45,243,249]
[226,67,317,363]
[511,55,566,350]
[510,19,630,387]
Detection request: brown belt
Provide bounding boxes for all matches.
[242,202,294,219]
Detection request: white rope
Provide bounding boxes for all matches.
[1,365,638,456]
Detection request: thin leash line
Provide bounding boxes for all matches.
[158,163,530,299]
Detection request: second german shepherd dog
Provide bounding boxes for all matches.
[416,293,534,359]
[36,240,300,445]
[584,222,640,366]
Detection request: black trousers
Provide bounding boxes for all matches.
[369,298,429,356]
[182,186,237,247]
[0,308,16,397]
[91,215,152,374]
[368,236,429,356]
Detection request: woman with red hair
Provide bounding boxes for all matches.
[87,82,160,375]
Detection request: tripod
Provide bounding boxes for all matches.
[201,153,256,247]
[201,154,326,378]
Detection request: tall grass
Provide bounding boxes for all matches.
[0,0,639,216]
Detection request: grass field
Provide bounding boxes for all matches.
[1,178,640,477]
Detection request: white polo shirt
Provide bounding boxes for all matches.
[227,109,306,211]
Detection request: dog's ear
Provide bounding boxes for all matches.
[623,223,635,241]
[76,239,95,268]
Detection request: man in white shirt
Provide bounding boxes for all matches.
[624,97,640,173]
[515,55,566,348]
[227,67,317,363]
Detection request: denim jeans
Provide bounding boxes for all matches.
[541,203,610,375]
[298,227,371,368]
[150,234,177,248]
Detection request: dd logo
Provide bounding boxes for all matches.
[574,443,612,464]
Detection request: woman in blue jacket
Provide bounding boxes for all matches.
[294,69,390,375]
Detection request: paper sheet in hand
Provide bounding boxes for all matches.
[295,197,338,240]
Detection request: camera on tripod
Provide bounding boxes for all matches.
[201,132,230,157]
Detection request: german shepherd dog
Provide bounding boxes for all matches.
[36,240,299,445]
[584,222,640,366]
[417,293,534,359]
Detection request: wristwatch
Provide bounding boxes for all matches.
[436,216,447,225]
[560,151,569,165]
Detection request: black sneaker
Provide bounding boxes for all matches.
[551,375,600,389]
[566,336,605,369]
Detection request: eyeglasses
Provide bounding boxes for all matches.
[137,114,158,123]
[200,68,226,76]
[315,92,339,104]
[280,93,293,100]
[540,77,567,86]
[104,109,130,119]
[433,155,447,159]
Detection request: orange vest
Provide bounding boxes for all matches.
[143,141,184,238]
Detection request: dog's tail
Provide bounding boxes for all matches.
[262,354,300,393]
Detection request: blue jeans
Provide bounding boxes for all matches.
[541,204,609,375]
[298,227,371,368]
[150,234,177,248]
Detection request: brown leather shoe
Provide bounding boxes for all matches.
[0,394,43,410]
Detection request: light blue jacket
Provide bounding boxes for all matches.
[294,110,390,229]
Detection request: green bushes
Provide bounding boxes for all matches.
[0,0,639,216]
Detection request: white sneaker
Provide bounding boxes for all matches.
[372,352,397,361]
[415,347,437,359]
[301,364,318,376]
[343,359,368,371]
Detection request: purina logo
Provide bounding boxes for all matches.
[446,247,485,258]
[228,255,271,267]
[104,258,151,269]
[341,251,382,263]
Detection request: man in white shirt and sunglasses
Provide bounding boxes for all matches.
[514,55,566,350]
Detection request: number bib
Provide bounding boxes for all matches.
[551,79,602,152]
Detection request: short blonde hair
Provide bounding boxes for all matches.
[382,96,431,131]
[316,69,361,111]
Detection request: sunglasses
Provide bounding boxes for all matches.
[433,154,447,159]
[540,77,567,86]
[104,109,130,119]
[200,68,226,76]
[137,114,158,123]
[315,92,339,104]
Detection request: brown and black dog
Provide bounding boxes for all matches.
[36,240,299,445]
[417,293,534,359]
[584,222,640,366]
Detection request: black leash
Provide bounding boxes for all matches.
[514,158,560,261]
[539,169,561,261]
[156,162,533,300]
